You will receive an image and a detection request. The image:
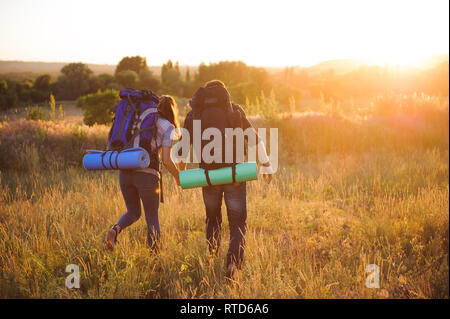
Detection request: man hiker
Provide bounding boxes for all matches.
[179,80,274,280]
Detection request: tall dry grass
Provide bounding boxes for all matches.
[0,150,447,298]
[0,119,109,171]
[0,93,448,298]
[1,94,448,171]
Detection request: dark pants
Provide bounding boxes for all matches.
[117,170,160,251]
[202,182,247,268]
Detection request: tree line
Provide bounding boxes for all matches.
[0,56,303,111]
[1,55,448,112]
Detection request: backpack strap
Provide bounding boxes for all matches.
[231,163,237,184]
[111,94,141,150]
[100,151,108,169]
[204,169,213,187]
[203,164,236,186]
[159,168,164,203]
[131,108,159,148]
[128,94,141,144]
[154,117,165,204]
[114,150,122,169]
[108,151,115,169]
[127,94,140,114]
[231,104,244,129]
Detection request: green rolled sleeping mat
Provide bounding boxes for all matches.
[179,162,258,189]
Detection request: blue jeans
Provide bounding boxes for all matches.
[202,182,247,268]
[116,170,160,251]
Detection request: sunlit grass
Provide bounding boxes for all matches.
[0,93,448,298]
[0,150,448,298]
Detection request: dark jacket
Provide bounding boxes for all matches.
[182,103,253,140]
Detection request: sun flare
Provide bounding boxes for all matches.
[364,54,432,68]
[0,0,448,66]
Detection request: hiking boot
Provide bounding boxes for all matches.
[104,224,120,250]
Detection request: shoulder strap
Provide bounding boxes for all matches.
[130,108,159,148]
[232,104,244,128]
[152,115,164,204]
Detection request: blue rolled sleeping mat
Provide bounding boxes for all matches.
[82,147,150,170]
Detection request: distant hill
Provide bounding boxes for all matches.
[308,55,449,74]
[307,59,367,74]
[268,54,450,76]
[0,55,448,81]
[420,54,450,69]
[0,60,116,75]
[0,60,197,80]
[263,60,368,75]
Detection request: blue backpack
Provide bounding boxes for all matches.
[107,89,160,170]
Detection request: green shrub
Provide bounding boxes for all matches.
[115,70,138,89]
[138,69,160,92]
[259,90,280,122]
[33,74,51,91]
[87,74,116,94]
[49,93,56,121]
[77,89,119,126]
[57,63,93,100]
[106,82,125,91]
[25,106,46,121]
[15,81,33,104]
[0,80,18,111]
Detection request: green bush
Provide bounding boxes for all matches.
[25,106,46,121]
[15,81,33,104]
[30,89,49,103]
[106,82,125,91]
[56,63,93,100]
[138,69,160,92]
[0,80,18,111]
[87,73,115,94]
[115,56,148,75]
[34,74,51,92]
[77,89,120,126]
[115,70,138,89]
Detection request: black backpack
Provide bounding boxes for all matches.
[190,83,243,175]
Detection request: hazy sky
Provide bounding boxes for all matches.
[0,0,448,66]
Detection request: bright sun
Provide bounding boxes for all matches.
[0,0,448,66]
[365,54,432,68]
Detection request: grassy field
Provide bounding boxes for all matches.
[0,95,448,298]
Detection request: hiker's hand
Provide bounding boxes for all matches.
[259,162,273,185]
